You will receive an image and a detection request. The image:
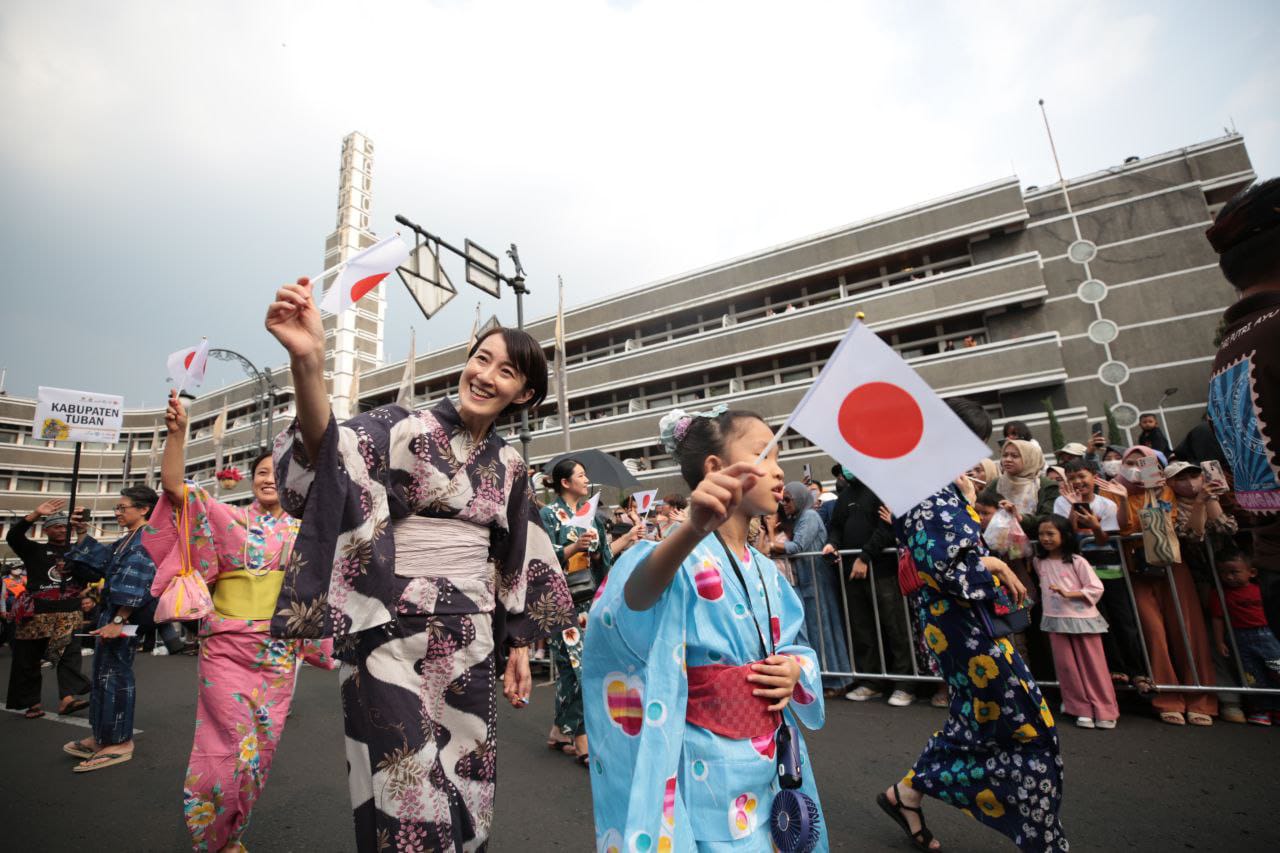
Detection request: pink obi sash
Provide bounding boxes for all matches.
[685,663,781,740]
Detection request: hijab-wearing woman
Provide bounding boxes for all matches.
[982,440,1060,534]
[1115,446,1217,725]
[765,481,850,695]
[263,278,573,851]
[145,389,334,852]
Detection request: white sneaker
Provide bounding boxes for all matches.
[887,689,916,707]
[844,685,883,702]
[1075,716,1095,729]
[1095,719,1116,729]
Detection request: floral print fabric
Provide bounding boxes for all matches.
[583,537,828,851]
[898,487,1068,852]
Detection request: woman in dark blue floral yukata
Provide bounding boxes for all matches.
[877,398,1068,852]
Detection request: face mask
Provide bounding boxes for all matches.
[1121,465,1141,482]
[1100,460,1122,477]
[1171,479,1200,498]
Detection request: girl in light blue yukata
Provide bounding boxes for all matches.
[583,406,828,851]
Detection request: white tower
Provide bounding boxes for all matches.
[322,132,385,420]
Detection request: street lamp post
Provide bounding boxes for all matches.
[208,348,281,453]
[392,214,534,461]
[1155,386,1178,442]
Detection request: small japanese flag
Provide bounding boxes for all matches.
[320,234,411,316]
[786,321,990,516]
[566,492,602,530]
[633,489,659,516]
[166,338,209,395]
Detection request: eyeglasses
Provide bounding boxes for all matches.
[113,503,137,513]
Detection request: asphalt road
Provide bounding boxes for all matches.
[1,648,1278,851]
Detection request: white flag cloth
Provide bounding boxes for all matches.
[166,338,209,395]
[785,321,990,516]
[320,234,411,315]
[565,492,602,530]
[633,489,659,516]
[397,328,416,409]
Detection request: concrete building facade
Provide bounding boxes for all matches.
[0,133,1257,554]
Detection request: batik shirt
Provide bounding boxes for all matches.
[269,397,573,653]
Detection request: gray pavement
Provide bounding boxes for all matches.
[1,649,1278,851]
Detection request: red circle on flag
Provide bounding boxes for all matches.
[183,351,196,370]
[575,501,592,517]
[837,382,924,459]
[350,273,389,303]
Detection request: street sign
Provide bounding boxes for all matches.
[397,238,457,319]
[465,238,501,298]
[34,386,124,443]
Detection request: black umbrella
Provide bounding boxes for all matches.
[542,449,641,491]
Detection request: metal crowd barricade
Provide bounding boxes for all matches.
[789,534,1280,697]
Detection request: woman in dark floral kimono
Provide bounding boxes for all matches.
[264,277,574,852]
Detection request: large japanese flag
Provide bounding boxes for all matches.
[786,321,990,515]
[320,234,411,315]
[566,492,602,530]
[166,338,209,395]
[633,489,659,516]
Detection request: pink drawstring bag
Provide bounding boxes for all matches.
[153,485,214,623]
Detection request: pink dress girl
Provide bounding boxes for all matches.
[145,483,334,852]
[1033,551,1119,727]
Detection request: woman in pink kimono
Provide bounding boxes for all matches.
[145,389,334,852]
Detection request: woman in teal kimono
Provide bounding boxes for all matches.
[538,458,641,763]
[877,398,1067,853]
[583,407,828,851]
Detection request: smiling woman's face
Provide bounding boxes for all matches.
[457,334,532,426]
[253,457,278,507]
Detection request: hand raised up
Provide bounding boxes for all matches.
[265,278,325,364]
[686,462,766,536]
[164,388,188,437]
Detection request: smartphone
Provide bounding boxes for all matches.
[1135,455,1163,487]
[1072,502,1092,516]
[1200,459,1227,489]
[802,463,813,484]
[1091,422,1104,436]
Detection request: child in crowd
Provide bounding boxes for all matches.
[1033,515,1119,729]
[1055,459,1143,686]
[1210,551,1280,725]
[974,493,1000,530]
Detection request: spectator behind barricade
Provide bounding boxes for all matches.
[1137,413,1173,458]
[765,482,850,696]
[1033,515,1120,729]
[1210,551,1280,725]
[823,473,915,707]
[1115,448,1219,725]
[649,494,688,540]
[974,493,1000,530]
[1174,413,1227,467]
[1206,178,1280,635]
[1055,442,1088,469]
[1046,465,1066,487]
[1098,445,1127,481]
[983,440,1060,538]
[1000,420,1042,456]
[1055,460,1144,688]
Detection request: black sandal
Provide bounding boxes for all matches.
[876,783,938,851]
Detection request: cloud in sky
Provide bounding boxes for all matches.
[1,0,1276,406]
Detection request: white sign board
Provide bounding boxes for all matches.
[34,386,124,443]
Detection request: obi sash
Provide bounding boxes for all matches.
[213,570,286,620]
[685,663,781,740]
[393,516,497,613]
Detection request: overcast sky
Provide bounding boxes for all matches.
[2,0,1276,409]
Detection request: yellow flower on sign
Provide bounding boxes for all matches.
[923,624,948,654]
[1013,723,1039,743]
[976,788,1005,819]
[974,699,1001,723]
[967,654,998,688]
[188,801,216,828]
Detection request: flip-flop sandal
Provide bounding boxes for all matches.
[876,783,939,851]
[63,741,95,759]
[1159,711,1186,726]
[24,707,45,719]
[59,699,90,715]
[1186,712,1213,727]
[73,751,133,773]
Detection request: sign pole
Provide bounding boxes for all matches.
[67,442,83,540]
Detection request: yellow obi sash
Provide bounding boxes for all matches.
[213,570,286,620]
